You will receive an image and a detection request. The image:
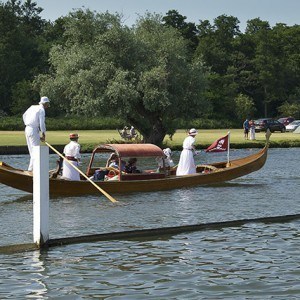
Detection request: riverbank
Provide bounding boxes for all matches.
[1,129,300,154]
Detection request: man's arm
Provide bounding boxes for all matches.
[39,108,46,141]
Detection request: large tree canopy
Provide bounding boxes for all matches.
[35,10,207,145]
[1,1,300,125]
[0,0,50,115]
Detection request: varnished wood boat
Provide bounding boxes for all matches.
[0,143,268,196]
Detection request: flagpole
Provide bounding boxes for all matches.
[227,131,230,165]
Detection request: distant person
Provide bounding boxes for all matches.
[22,96,50,172]
[176,128,198,176]
[121,126,129,139]
[129,126,137,139]
[62,133,81,181]
[243,119,250,140]
[249,120,256,140]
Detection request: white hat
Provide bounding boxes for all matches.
[163,148,172,157]
[188,128,198,135]
[39,96,50,105]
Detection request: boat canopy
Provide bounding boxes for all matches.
[92,144,164,158]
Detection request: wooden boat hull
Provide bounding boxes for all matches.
[0,145,268,196]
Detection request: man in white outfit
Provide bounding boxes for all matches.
[62,133,81,181]
[176,128,198,176]
[22,96,50,171]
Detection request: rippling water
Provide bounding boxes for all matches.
[1,148,300,298]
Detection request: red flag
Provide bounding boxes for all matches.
[205,134,229,152]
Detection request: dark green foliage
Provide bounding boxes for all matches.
[174,118,238,130]
[1,2,300,138]
[0,116,124,131]
[0,116,24,130]
[35,11,207,145]
[195,15,300,120]
[162,10,199,53]
[0,116,238,131]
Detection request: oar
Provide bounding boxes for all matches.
[44,141,118,203]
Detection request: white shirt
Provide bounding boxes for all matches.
[182,136,196,150]
[23,104,46,133]
[63,141,81,159]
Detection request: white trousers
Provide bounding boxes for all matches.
[25,126,40,171]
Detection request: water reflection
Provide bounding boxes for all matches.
[28,251,48,298]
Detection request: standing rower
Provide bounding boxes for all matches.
[22,96,50,172]
[62,133,81,180]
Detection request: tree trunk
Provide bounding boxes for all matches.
[142,121,167,146]
[264,86,268,117]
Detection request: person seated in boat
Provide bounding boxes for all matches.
[92,168,109,181]
[61,133,81,181]
[125,157,141,173]
[156,148,174,172]
[106,153,126,171]
[106,153,117,168]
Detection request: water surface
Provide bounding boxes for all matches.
[1,148,300,298]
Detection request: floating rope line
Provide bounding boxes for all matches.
[1,213,300,254]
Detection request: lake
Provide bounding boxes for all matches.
[1,148,300,298]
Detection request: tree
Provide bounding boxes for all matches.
[278,101,300,119]
[194,15,241,119]
[196,15,241,74]
[0,0,48,115]
[0,1,24,113]
[234,93,256,122]
[10,79,39,114]
[162,9,198,53]
[35,11,207,145]
[243,19,300,117]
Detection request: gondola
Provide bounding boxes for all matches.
[0,141,269,196]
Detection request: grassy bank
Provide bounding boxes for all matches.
[1,129,300,152]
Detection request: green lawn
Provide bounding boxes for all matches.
[1,129,300,149]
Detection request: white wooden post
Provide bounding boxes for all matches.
[33,145,49,247]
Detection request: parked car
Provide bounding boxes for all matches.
[254,118,286,133]
[285,120,300,132]
[278,117,295,126]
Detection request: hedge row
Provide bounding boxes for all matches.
[0,116,125,131]
[0,116,238,131]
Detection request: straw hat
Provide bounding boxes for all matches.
[69,133,79,139]
[163,148,172,157]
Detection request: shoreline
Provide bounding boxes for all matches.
[0,145,64,155]
[1,129,300,154]
[0,141,299,155]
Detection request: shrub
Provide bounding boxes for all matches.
[0,116,125,130]
[0,116,240,131]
